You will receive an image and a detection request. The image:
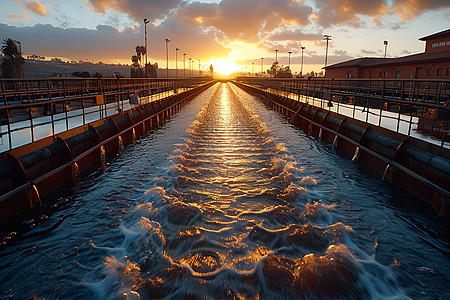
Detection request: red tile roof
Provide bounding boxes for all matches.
[324,50,450,69]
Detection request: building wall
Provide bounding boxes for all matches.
[324,66,360,78]
[326,61,450,79]
[425,36,450,53]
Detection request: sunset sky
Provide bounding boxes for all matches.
[0,0,449,75]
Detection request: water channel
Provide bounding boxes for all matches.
[0,82,448,299]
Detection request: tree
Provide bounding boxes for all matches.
[93,72,103,78]
[146,62,158,78]
[209,64,214,75]
[72,71,91,77]
[267,62,292,78]
[1,38,23,78]
[135,45,146,68]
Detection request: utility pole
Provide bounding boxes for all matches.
[323,35,332,68]
[143,18,150,77]
[165,38,170,78]
[175,48,179,78]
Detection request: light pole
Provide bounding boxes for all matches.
[288,51,292,69]
[143,18,150,77]
[165,38,170,78]
[252,62,254,76]
[301,46,305,77]
[384,41,388,58]
[189,58,192,77]
[17,41,24,78]
[323,35,332,68]
[183,53,187,78]
[275,50,279,77]
[261,57,264,77]
[199,59,201,76]
[175,48,180,78]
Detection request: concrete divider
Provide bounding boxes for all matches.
[0,81,216,228]
[234,81,450,217]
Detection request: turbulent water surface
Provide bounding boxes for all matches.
[0,83,449,299]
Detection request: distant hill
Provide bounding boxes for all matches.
[20,59,131,78]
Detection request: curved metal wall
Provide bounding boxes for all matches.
[0,81,216,228]
[233,81,450,217]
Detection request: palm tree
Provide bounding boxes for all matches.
[135,46,146,68]
[131,55,140,68]
[1,38,22,78]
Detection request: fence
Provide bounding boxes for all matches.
[0,77,211,151]
[237,78,450,147]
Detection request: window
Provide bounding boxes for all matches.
[427,69,433,76]
[379,71,387,78]
[346,71,351,78]
[395,71,401,79]
[437,68,444,76]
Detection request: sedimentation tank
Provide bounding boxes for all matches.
[0,82,448,299]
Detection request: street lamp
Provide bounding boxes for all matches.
[183,53,187,78]
[261,57,264,77]
[189,58,192,77]
[143,18,150,77]
[384,40,388,58]
[323,35,332,68]
[175,48,180,78]
[17,41,24,78]
[275,50,279,77]
[165,38,170,78]
[199,59,201,76]
[252,62,254,76]
[288,51,292,69]
[301,46,305,77]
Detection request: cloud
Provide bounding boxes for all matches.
[361,49,380,55]
[268,29,322,42]
[25,0,47,16]
[185,0,312,41]
[9,13,30,21]
[392,0,450,20]
[312,0,388,27]
[0,22,230,64]
[87,0,183,22]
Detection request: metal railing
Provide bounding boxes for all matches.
[0,77,212,151]
[236,78,450,147]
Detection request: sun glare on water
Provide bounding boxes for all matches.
[208,58,241,75]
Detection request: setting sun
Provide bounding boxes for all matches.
[208,58,241,75]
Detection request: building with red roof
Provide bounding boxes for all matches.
[324,29,450,79]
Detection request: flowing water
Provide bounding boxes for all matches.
[0,83,448,299]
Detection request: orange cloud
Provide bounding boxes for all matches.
[25,0,47,16]
[392,0,450,20]
[9,13,30,21]
[312,0,388,27]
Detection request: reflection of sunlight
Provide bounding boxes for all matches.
[208,58,240,75]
